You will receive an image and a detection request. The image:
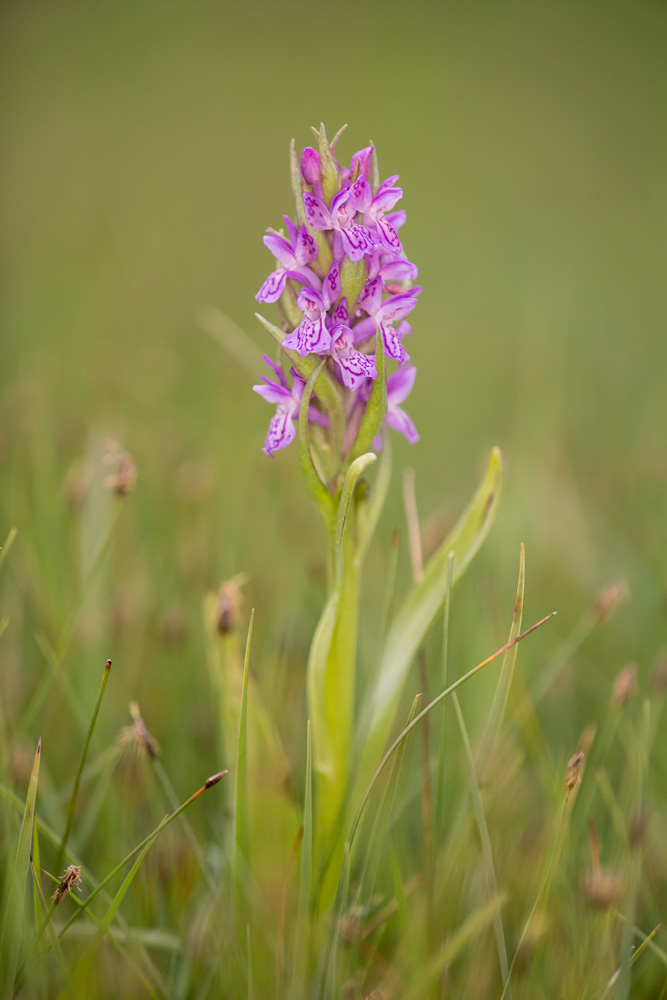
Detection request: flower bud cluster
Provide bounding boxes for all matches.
[253,125,420,460]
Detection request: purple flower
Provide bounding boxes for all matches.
[256,219,319,304]
[351,175,403,254]
[253,127,421,459]
[385,365,419,443]
[252,355,328,456]
[303,185,376,263]
[342,144,374,182]
[354,276,421,364]
[282,261,342,357]
[330,322,377,391]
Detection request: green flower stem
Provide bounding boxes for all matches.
[307,454,377,901]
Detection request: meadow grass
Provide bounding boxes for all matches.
[0,432,665,997]
[2,3,667,996]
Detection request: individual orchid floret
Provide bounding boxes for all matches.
[282,261,342,357]
[329,320,378,391]
[303,185,376,263]
[252,355,327,456]
[385,365,419,443]
[367,252,419,289]
[343,144,374,182]
[301,147,323,199]
[256,219,319,304]
[351,175,403,254]
[354,275,421,364]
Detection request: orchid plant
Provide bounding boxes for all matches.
[252,125,503,924]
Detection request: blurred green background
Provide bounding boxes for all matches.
[2,0,666,836]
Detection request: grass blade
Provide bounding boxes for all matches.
[480,543,525,763]
[234,610,254,873]
[57,658,112,869]
[452,692,511,997]
[0,737,41,999]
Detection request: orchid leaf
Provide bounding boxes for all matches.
[354,448,503,800]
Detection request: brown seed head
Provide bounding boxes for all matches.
[610,663,637,708]
[564,751,585,794]
[583,867,626,908]
[214,575,248,635]
[118,701,160,759]
[591,579,629,623]
[650,650,667,693]
[51,865,82,904]
[103,440,137,497]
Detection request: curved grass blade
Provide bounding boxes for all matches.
[348,611,555,865]
[57,658,112,869]
[354,448,503,802]
[57,770,226,939]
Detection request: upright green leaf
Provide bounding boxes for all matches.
[354,448,502,801]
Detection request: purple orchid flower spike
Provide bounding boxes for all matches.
[303,184,376,263]
[254,127,421,460]
[256,220,320,303]
[252,355,328,456]
[282,260,342,357]
[351,175,404,254]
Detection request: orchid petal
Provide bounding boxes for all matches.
[387,404,419,444]
[297,286,326,316]
[263,232,296,267]
[380,322,409,364]
[350,176,373,213]
[301,147,321,187]
[377,292,418,324]
[262,353,288,386]
[331,296,349,325]
[303,192,332,231]
[340,224,375,263]
[263,406,297,456]
[380,258,418,283]
[373,185,403,213]
[283,316,331,356]
[375,215,402,252]
[387,364,417,405]
[253,380,292,406]
[256,268,287,303]
[334,350,378,392]
[323,260,341,305]
[358,275,383,314]
[295,225,319,264]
